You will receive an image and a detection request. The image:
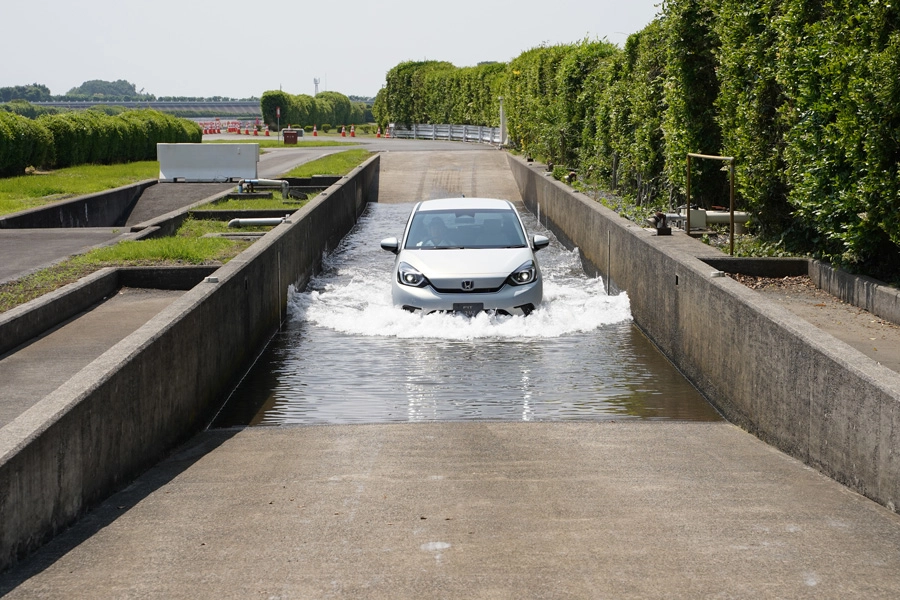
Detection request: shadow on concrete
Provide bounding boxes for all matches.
[0,427,242,589]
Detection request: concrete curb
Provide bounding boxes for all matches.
[508,153,900,514]
[0,266,218,357]
[0,155,380,571]
[0,180,157,229]
[127,186,236,238]
[810,259,900,325]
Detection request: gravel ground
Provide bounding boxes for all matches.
[729,274,900,373]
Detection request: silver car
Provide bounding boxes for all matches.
[380,198,549,316]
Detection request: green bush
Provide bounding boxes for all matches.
[13,109,200,172]
[0,111,53,176]
[320,123,331,133]
[260,90,361,130]
[372,2,900,274]
[1,100,60,118]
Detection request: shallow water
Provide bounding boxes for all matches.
[212,203,721,426]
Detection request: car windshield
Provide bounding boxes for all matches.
[405,208,528,250]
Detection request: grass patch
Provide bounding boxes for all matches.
[175,217,273,236]
[1,148,372,311]
[281,149,371,178]
[0,218,259,313]
[84,235,244,264]
[194,196,311,211]
[0,162,159,217]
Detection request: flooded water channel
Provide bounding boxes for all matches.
[212,203,721,427]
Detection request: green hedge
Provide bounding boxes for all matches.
[0,109,201,176]
[373,2,900,275]
[260,90,366,131]
[373,60,507,129]
[0,112,54,177]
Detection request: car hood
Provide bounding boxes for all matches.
[399,247,536,289]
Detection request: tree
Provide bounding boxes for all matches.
[0,84,52,103]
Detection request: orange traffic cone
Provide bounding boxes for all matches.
[341,125,346,137]
[313,125,317,137]
[350,125,356,137]
[376,127,381,138]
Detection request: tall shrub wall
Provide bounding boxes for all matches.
[260,90,365,130]
[374,1,900,274]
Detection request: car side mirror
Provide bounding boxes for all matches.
[381,237,400,254]
[532,235,550,252]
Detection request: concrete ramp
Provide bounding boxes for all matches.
[378,150,522,203]
[0,288,184,427]
[4,423,900,597]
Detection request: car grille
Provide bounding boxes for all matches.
[431,283,504,294]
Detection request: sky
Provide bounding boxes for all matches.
[3,0,661,99]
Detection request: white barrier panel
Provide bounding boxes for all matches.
[157,143,259,182]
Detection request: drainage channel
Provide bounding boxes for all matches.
[212,203,721,427]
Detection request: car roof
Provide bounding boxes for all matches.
[414,198,516,212]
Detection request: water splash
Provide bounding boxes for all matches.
[287,203,632,340]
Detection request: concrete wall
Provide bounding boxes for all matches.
[0,266,217,357]
[507,154,900,512]
[0,155,379,571]
[0,180,156,229]
[810,260,900,326]
[701,257,900,325]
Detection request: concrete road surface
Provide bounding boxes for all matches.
[3,422,900,598]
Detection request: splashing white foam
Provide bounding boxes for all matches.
[286,203,632,340]
[288,263,631,341]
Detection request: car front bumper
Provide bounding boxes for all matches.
[392,280,543,316]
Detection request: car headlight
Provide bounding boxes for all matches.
[398,262,428,287]
[507,260,537,286]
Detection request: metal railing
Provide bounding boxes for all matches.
[390,123,503,145]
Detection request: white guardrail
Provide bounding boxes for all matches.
[390,124,503,145]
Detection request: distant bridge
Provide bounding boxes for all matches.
[32,100,262,117]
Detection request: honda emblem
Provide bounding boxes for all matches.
[461,280,475,291]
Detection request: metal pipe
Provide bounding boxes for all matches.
[237,179,291,199]
[227,217,286,228]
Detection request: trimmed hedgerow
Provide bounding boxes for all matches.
[373,1,900,276]
[0,109,201,176]
[259,90,366,131]
[0,112,54,177]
